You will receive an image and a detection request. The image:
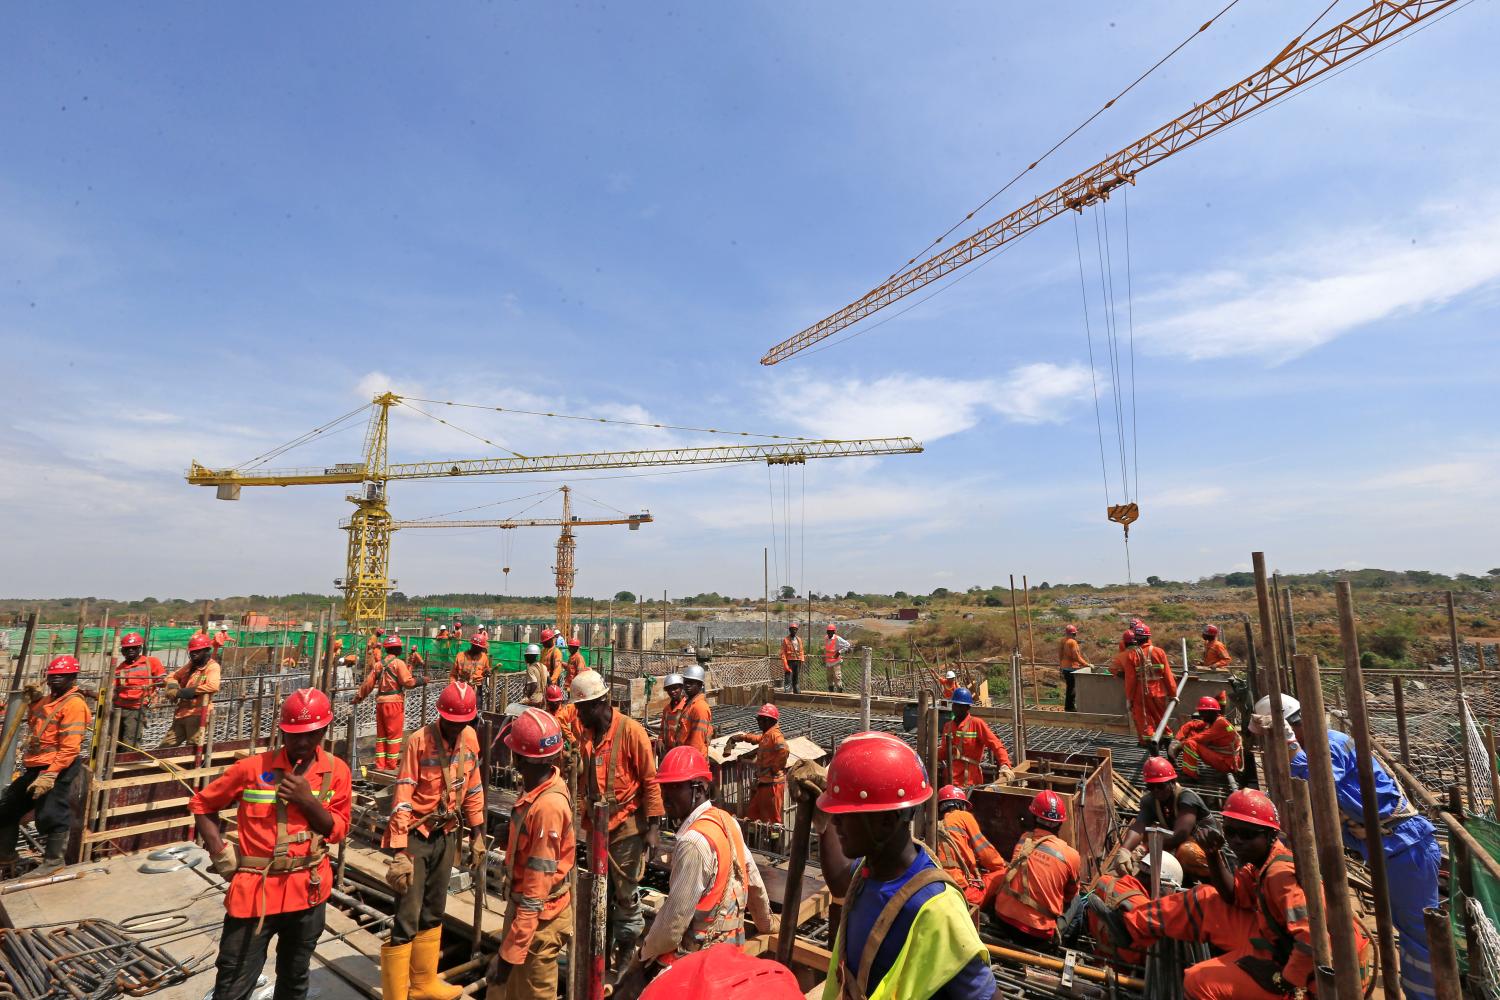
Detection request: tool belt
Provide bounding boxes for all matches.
[238,846,328,874]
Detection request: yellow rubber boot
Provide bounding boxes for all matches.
[408,927,463,1000]
[380,941,413,1000]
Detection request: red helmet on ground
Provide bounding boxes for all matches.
[657,745,713,785]
[640,942,803,999]
[1222,789,1280,831]
[120,632,144,648]
[1203,624,1220,639]
[280,688,333,733]
[382,635,403,650]
[1197,695,1222,712]
[1120,629,1139,647]
[937,784,969,805]
[756,703,780,721]
[1030,790,1067,823]
[46,655,80,676]
[817,731,931,814]
[1064,625,1078,636]
[187,634,213,652]
[567,636,581,648]
[1143,757,1178,785]
[1133,623,1151,640]
[540,628,557,643]
[469,634,489,650]
[504,707,564,758]
[545,684,565,703]
[437,682,478,722]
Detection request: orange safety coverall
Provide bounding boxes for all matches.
[451,650,490,686]
[1201,640,1232,669]
[540,645,565,687]
[1087,873,1152,968]
[189,747,352,919]
[357,655,416,770]
[739,723,788,824]
[579,712,665,837]
[384,724,485,849]
[171,658,222,721]
[939,676,959,699]
[112,655,166,709]
[566,651,588,682]
[1119,644,1177,740]
[986,830,1080,941]
[941,714,1012,786]
[779,636,802,675]
[23,691,91,772]
[553,703,581,748]
[658,696,685,756]
[675,693,713,757]
[500,770,575,965]
[1175,717,1244,776]
[1125,883,1257,954]
[936,808,1006,906]
[1058,638,1089,671]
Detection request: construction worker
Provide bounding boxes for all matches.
[544,684,582,773]
[639,942,803,999]
[437,625,451,640]
[1170,696,1243,778]
[730,704,788,826]
[111,631,165,749]
[779,623,802,694]
[938,669,959,699]
[1122,757,1210,879]
[1113,625,1177,746]
[521,644,547,707]
[212,625,238,655]
[1075,850,1183,971]
[812,731,994,999]
[538,628,566,688]
[0,656,92,876]
[453,619,464,641]
[1199,625,1232,669]
[984,790,1081,948]
[940,688,1012,787]
[1256,693,1439,1000]
[452,633,491,708]
[566,636,589,682]
[675,663,713,757]
[656,673,686,758]
[934,784,1006,906]
[1057,625,1091,713]
[635,746,774,972]
[485,707,573,1000]
[382,682,487,1000]
[190,689,352,1000]
[823,624,851,693]
[161,633,222,747]
[352,634,422,771]
[1120,618,1144,651]
[1181,789,1373,998]
[571,670,665,966]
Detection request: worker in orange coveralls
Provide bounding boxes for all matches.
[1198,624,1233,668]
[382,682,487,1000]
[656,673,686,758]
[1112,625,1177,745]
[191,688,351,1000]
[452,633,491,686]
[1171,695,1243,778]
[730,704,789,826]
[0,656,92,875]
[674,664,713,757]
[485,707,573,1000]
[1077,850,1183,971]
[934,785,1006,907]
[1057,624,1091,713]
[938,669,959,699]
[538,628,566,687]
[111,632,166,750]
[940,688,1012,787]
[162,633,222,747]
[565,636,589,682]
[985,791,1080,947]
[352,634,423,771]
[779,623,803,693]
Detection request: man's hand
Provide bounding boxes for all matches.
[469,834,488,870]
[644,819,661,852]
[22,683,44,704]
[209,842,238,877]
[789,759,827,801]
[29,772,56,799]
[485,952,514,988]
[386,852,415,895]
[351,693,364,706]
[277,771,316,812]
[1193,823,1226,854]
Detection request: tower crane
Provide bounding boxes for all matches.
[374,486,652,639]
[188,392,922,623]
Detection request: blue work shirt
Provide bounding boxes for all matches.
[1289,730,1434,859]
[844,851,996,1000]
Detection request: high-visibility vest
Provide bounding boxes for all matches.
[678,807,749,958]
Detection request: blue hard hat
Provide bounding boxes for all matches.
[951,688,973,705]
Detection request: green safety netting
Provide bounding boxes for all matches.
[1451,814,1500,976]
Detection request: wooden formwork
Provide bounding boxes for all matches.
[969,748,1116,883]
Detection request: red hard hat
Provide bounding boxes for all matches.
[1203,624,1220,639]
[1222,789,1280,831]
[545,684,565,702]
[280,688,333,733]
[1121,629,1139,646]
[640,942,803,1000]
[817,732,931,814]
[567,636,581,648]
[187,634,213,652]
[504,707,564,758]
[46,655,80,676]
[937,784,969,805]
[1064,625,1078,636]
[756,703,780,721]
[540,628,557,643]
[1197,695,1222,712]
[382,635,403,650]
[437,682,478,722]
[1129,617,1143,628]
[1143,756,1178,784]
[1030,790,1067,823]
[1133,623,1151,639]
[826,623,836,632]
[469,635,489,649]
[120,632,145,648]
[657,745,713,785]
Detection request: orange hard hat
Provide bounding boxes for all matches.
[1030,790,1067,823]
[657,746,713,784]
[504,707,564,758]
[756,703,780,721]
[640,943,803,999]
[816,732,931,814]
[46,655,80,676]
[1143,756,1178,785]
[187,634,213,652]
[280,688,333,733]
[437,682,478,722]
[120,632,144,648]
[1223,789,1280,831]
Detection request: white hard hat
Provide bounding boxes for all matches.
[571,670,610,703]
[1138,850,1184,889]
[1250,694,1301,737]
[663,673,685,688]
[524,643,541,658]
[944,670,957,680]
[682,664,706,684]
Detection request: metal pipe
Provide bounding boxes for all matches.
[590,801,607,1000]
[1423,908,1461,1000]
[775,789,814,969]
[859,647,871,731]
[983,944,1144,991]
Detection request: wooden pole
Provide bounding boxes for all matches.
[1023,575,1039,708]
[1447,591,1478,808]
[1285,778,1333,970]
[1253,554,1292,815]
[925,702,940,848]
[775,791,815,968]
[1251,553,1282,689]
[1271,573,1290,692]
[1282,585,1298,656]
[1487,725,1500,821]
[1447,784,1480,983]
[0,611,41,783]
[72,600,89,658]
[1424,908,1462,1000]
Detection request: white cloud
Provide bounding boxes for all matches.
[1365,460,1490,493]
[1137,201,1500,362]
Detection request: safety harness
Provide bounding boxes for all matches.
[375,655,405,703]
[996,833,1071,931]
[235,751,337,927]
[834,846,959,1000]
[503,778,572,931]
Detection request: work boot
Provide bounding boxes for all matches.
[34,829,69,875]
[381,940,413,1000]
[408,927,462,1000]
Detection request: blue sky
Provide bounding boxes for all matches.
[4,2,1498,602]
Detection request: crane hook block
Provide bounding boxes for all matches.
[1107,503,1139,527]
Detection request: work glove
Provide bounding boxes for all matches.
[386,852,415,895]
[788,759,827,801]
[28,772,56,799]
[1102,846,1134,876]
[22,683,45,704]
[1167,739,1183,758]
[209,842,239,877]
[469,834,488,871]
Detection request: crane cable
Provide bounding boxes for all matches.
[402,397,819,443]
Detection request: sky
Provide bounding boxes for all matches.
[3,2,1498,603]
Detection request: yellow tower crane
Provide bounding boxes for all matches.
[376,486,652,639]
[188,392,922,623]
